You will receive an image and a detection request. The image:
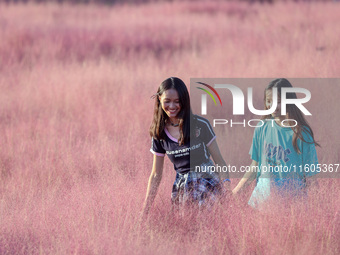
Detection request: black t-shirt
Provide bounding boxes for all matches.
[150,116,216,173]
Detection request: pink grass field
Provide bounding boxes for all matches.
[0,1,340,254]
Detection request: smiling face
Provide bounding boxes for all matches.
[265,89,281,118]
[159,88,181,121]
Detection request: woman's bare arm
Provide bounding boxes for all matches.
[141,155,165,217]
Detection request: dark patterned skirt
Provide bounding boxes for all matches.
[171,159,222,209]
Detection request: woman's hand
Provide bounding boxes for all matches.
[232,160,258,195]
[232,187,238,195]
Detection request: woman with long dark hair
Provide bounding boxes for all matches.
[142,77,230,216]
[232,78,320,208]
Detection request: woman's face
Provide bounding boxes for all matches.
[159,88,181,119]
[265,89,281,118]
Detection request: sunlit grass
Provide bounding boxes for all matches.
[0,1,339,254]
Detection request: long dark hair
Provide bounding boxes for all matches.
[262,78,320,153]
[149,77,193,146]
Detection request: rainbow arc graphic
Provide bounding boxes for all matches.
[196,82,222,106]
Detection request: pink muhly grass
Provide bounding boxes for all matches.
[0,1,339,254]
